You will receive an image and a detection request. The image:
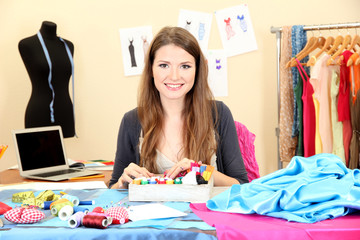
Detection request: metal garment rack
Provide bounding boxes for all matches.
[270,22,360,169]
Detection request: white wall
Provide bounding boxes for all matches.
[1,0,359,176]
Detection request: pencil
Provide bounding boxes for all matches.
[70,174,104,180]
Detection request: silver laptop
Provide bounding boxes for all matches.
[12,125,100,181]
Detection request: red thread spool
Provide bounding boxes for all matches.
[82,214,109,229]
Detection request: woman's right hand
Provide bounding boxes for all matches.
[111,163,154,189]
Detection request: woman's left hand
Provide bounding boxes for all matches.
[166,158,198,179]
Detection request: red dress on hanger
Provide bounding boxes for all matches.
[296,59,315,157]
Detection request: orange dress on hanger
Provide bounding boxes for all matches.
[338,50,353,166]
[349,53,360,169]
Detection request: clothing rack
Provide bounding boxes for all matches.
[270,22,360,170]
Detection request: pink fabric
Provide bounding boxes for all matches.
[190,203,360,240]
[234,121,259,182]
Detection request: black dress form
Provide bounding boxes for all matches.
[19,21,75,138]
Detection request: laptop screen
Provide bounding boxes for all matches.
[15,129,67,171]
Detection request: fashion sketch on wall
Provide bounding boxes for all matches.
[206,49,228,97]
[119,26,153,76]
[215,4,257,57]
[178,9,213,52]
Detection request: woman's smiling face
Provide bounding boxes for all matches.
[152,44,196,104]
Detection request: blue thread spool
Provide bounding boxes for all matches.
[43,201,53,210]
[79,200,95,205]
[73,206,89,214]
[62,194,80,206]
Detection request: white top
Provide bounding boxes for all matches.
[139,133,217,174]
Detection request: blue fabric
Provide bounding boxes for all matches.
[0,227,216,240]
[206,154,360,223]
[0,188,215,238]
[291,25,310,139]
[168,221,216,230]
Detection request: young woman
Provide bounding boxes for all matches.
[109,26,248,189]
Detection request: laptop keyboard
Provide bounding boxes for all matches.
[32,169,79,178]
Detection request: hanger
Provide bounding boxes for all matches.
[355,49,360,65]
[327,34,351,65]
[307,36,333,66]
[291,36,325,67]
[286,36,323,68]
[326,33,343,56]
[347,34,360,51]
[346,32,360,66]
[286,36,318,68]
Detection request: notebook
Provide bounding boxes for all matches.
[12,125,101,181]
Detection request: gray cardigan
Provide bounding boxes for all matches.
[109,101,249,188]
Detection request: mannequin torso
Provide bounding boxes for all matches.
[19,21,75,137]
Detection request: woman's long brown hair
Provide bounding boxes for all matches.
[137,26,218,173]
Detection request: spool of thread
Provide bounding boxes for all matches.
[68,211,85,228]
[166,179,174,184]
[43,201,53,210]
[79,200,95,205]
[82,214,109,229]
[88,212,113,225]
[158,178,166,184]
[62,194,80,206]
[58,205,74,221]
[133,179,141,185]
[149,180,157,184]
[73,206,89,214]
[50,199,73,216]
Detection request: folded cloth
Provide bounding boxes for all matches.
[207,153,360,223]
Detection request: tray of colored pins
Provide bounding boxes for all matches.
[128,163,214,202]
